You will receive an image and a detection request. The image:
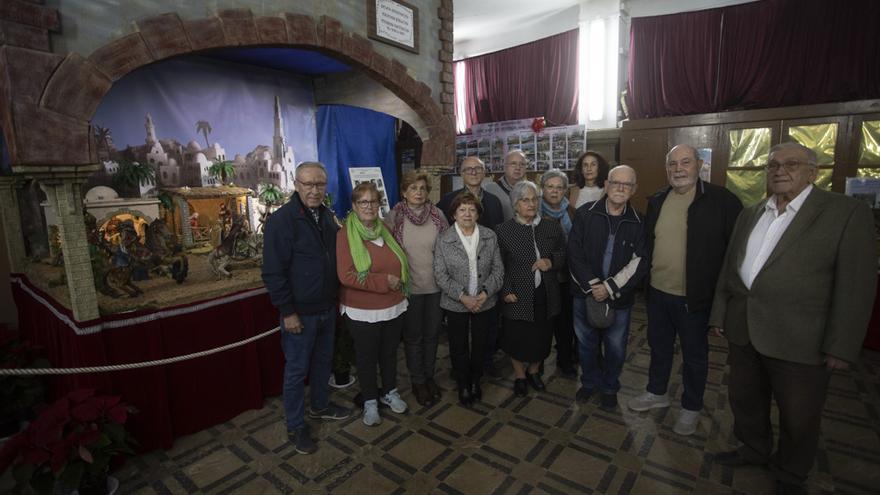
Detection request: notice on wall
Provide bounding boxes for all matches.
[349,166,391,217]
[368,0,419,53]
[697,148,712,182]
[455,123,587,173]
[846,177,880,208]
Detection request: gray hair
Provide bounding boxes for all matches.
[295,161,328,179]
[769,142,818,166]
[505,149,527,163]
[510,180,539,207]
[665,144,700,164]
[540,168,569,190]
[608,164,637,183]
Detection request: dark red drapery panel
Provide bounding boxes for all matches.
[717,0,880,110]
[12,277,283,453]
[625,10,723,119]
[628,0,880,119]
[458,29,579,132]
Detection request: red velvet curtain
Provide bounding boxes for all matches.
[627,0,880,119]
[625,10,723,119]
[458,29,579,133]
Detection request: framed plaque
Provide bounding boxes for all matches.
[367,0,420,54]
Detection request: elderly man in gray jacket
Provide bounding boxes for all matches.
[433,192,505,406]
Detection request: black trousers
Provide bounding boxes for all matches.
[446,309,490,385]
[727,341,831,485]
[554,281,575,367]
[346,314,404,401]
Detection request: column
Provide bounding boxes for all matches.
[0,176,28,274]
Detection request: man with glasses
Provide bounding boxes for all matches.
[262,162,352,455]
[628,144,742,436]
[568,165,648,409]
[438,156,503,229]
[709,142,875,493]
[483,150,529,221]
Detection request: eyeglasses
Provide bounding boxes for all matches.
[543,185,566,191]
[606,180,635,191]
[355,199,380,208]
[296,180,327,190]
[461,167,484,175]
[507,161,527,169]
[517,197,538,204]
[765,160,810,172]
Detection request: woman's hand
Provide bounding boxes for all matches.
[460,294,479,312]
[474,291,488,311]
[387,274,401,291]
[504,293,518,303]
[532,258,552,272]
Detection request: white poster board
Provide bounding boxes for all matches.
[349,166,391,217]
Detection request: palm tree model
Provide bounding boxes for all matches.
[196,120,212,148]
[208,160,235,185]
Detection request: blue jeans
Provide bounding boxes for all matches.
[281,309,335,431]
[646,287,709,411]
[573,297,631,394]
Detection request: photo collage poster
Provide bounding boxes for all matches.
[455,124,587,174]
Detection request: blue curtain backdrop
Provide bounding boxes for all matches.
[317,105,397,216]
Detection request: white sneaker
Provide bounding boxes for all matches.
[379,388,408,414]
[627,391,671,412]
[363,399,381,426]
[673,409,700,436]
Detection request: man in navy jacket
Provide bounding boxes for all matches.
[568,165,648,409]
[262,162,351,455]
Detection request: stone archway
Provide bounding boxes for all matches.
[6,9,453,170]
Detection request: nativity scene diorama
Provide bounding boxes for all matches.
[14,57,321,316]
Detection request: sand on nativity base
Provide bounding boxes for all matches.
[24,252,266,317]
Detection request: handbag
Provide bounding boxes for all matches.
[585,296,616,329]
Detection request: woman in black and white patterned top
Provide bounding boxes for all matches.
[495,181,566,397]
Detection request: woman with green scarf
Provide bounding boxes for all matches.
[337,182,410,427]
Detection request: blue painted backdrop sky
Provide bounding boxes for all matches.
[92,56,318,163]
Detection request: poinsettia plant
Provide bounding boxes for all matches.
[0,389,137,495]
[0,338,50,434]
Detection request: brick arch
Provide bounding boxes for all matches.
[26,9,453,168]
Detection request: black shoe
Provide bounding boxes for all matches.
[470,379,482,402]
[412,383,433,407]
[557,362,577,378]
[458,384,473,406]
[514,378,528,397]
[425,378,442,401]
[775,480,808,495]
[526,372,545,392]
[576,387,594,403]
[714,450,767,467]
[600,393,618,410]
[288,426,317,455]
[308,401,352,420]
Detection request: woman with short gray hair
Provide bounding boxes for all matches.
[496,181,566,397]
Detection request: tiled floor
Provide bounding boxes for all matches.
[116,301,880,494]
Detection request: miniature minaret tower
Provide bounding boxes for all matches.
[272,96,286,163]
[145,114,158,145]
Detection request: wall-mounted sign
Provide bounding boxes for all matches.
[349,166,391,217]
[367,0,419,54]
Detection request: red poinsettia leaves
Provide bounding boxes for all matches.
[0,433,27,472]
[531,117,546,133]
[107,405,128,424]
[67,389,96,403]
[78,445,94,464]
[100,395,122,409]
[71,401,101,423]
[50,442,70,473]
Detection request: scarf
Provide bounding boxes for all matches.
[454,223,480,296]
[345,212,410,295]
[541,197,572,236]
[391,200,446,245]
[516,214,543,288]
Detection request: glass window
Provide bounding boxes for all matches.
[726,127,771,206]
[858,120,880,167]
[787,123,837,165]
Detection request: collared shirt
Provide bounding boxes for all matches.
[739,184,813,289]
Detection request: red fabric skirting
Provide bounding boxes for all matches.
[11,275,283,452]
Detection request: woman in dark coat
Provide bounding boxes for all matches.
[496,181,566,397]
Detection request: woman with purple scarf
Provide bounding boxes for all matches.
[385,171,449,407]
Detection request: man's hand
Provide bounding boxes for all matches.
[387,274,401,291]
[590,283,609,302]
[532,258,552,272]
[504,293,518,303]
[710,326,725,338]
[824,355,850,371]
[283,313,303,334]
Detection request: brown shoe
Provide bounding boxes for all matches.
[425,378,442,401]
[412,383,432,406]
